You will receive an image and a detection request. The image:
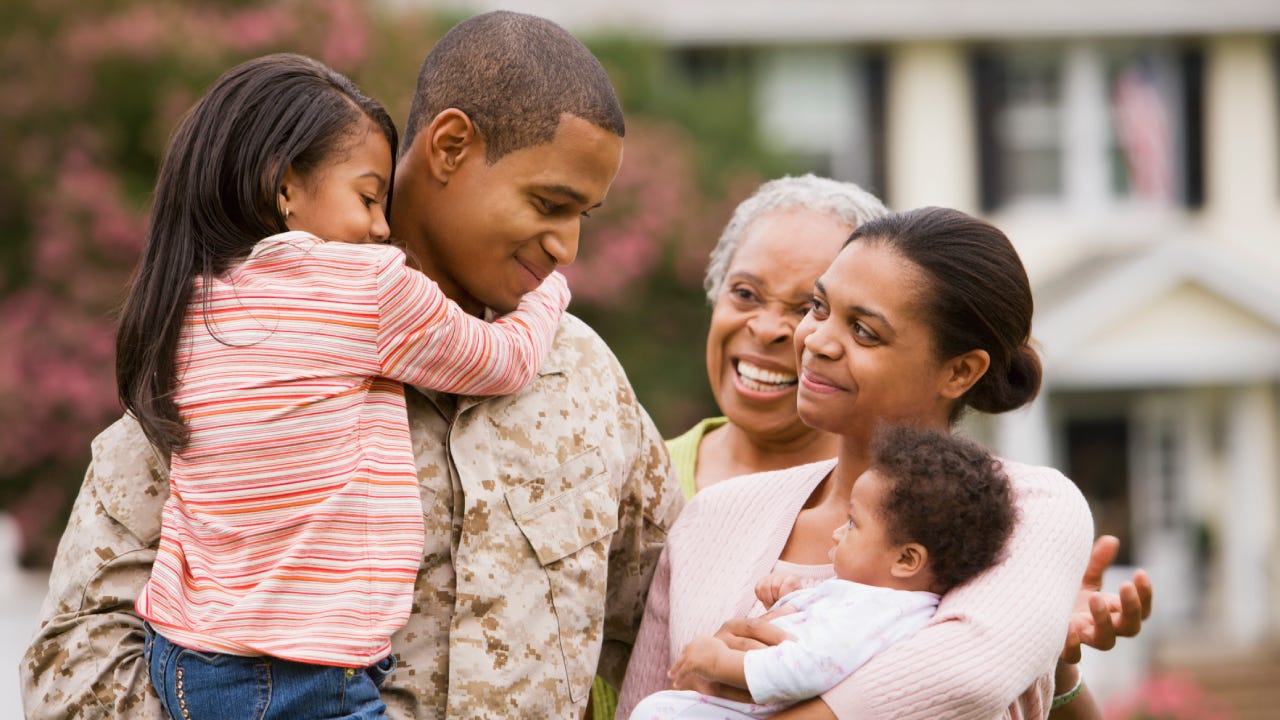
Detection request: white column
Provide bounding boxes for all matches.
[1222,383,1277,644]
[885,41,977,212]
[992,391,1053,467]
[1062,42,1110,215]
[1203,36,1280,246]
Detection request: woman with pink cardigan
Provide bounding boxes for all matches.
[618,207,1112,719]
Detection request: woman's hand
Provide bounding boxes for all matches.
[1046,537,1151,719]
[713,615,794,652]
[1060,535,1153,664]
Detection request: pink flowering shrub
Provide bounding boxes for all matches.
[559,117,768,433]
[1,1,795,563]
[0,0,375,564]
[1103,672,1233,720]
[562,120,697,305]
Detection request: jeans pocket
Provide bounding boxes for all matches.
[170,649,272,720]
[145,627,179,718]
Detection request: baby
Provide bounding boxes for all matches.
[631,425,1018,719]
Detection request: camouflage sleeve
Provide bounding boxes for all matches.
[598,380,684,688]
[20,417,167,720]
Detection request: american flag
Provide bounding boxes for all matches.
[1113,60,1173,202]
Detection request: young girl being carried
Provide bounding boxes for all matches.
[116,53,570,719]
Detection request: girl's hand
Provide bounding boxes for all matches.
[755,572,802,608]
[1061,535,1153,663]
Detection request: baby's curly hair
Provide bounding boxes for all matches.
[871,425,1017,592]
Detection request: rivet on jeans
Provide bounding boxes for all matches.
[174,666,192,720]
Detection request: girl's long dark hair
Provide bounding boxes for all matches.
[116,53,398,457]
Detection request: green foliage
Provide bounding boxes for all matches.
[0,0,395,564]
[0,1,799,563]
[590,36,798,197]
[572,34,802,434]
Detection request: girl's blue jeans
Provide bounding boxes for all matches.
[144,623,395,720]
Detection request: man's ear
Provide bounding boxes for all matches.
[890,543,929,579]
[939,349,990,401]
[423,108,483,184]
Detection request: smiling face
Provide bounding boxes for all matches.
[281,117,392,244]
[705,208,852,442]
[794,240,959,443]
[397,112,623,315]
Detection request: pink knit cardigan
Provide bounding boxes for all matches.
[617,458,1094,720]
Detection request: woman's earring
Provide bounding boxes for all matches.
[283,207,291,220]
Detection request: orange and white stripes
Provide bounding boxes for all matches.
[136,231,568,667]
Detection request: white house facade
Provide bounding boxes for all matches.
[432,0,1280,711]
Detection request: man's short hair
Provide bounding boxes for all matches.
[404,11,625,162]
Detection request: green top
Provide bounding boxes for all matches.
[589,416,727,719]
[664,416,729,500]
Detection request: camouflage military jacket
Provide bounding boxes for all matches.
[20,314,684,719]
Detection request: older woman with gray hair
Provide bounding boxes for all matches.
[668,174,888,495]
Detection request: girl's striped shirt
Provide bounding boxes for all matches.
[135,231,569,667]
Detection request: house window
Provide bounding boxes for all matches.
[986,49,1063,202]
[753,47,885,194]
[974,43,1203,212]
[1103,48,1204,207]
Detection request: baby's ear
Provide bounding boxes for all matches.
[891,543,928,578]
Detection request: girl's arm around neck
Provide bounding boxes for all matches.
[376,257,569,395]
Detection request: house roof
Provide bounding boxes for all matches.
[1033,239,1280,388]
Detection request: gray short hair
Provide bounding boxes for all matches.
[704,174,889,303]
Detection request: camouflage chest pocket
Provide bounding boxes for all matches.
[505,446,618,702]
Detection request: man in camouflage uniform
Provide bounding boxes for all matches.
[21,12,684,719]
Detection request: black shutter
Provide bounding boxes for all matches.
[1179,46,1205,209]
[866,52,888,201]
[972,50,1004,213]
